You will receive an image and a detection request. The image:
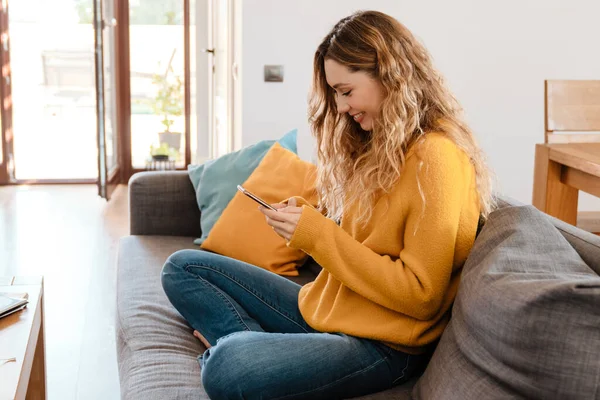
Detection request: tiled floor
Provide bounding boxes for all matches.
[0,184,129,399]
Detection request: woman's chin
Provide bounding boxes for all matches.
[359,120,372,131]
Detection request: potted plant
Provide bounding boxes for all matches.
[152,49,183,151]
[150,143,179,161]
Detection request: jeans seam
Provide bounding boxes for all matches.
[273,357,388,400]
[392,354,411,384]
[179,262,253,334]
[186,262,311,333]
[215,331,245,344]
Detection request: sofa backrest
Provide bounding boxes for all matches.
[414,199,600,399]
[496,195,600,275]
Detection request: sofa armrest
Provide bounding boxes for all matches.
[129,171,201,237]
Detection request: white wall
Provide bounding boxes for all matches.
[241,0,600,209]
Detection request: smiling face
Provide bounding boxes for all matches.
[324,58,385,132]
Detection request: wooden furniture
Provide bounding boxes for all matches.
[533,80,600,228]
[0,276,46,400]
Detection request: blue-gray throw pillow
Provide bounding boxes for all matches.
[188,129,297,245]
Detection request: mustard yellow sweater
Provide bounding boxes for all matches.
[288,133,481,354]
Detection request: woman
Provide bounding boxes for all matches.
[162,10,494,400]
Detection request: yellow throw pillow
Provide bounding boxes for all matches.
[201,143,318,276]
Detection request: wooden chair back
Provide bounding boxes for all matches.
[545,80,600,144]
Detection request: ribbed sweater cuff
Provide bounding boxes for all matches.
[287,205,326,253]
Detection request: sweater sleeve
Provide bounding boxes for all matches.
[287,139,475,321]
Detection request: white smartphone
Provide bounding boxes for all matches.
[237,185,277,211]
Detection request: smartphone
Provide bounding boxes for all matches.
[237,185,277,211]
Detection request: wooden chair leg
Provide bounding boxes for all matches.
[532,144,579,225]
[533,144,551,210]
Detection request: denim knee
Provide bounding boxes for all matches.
[201,333,257,400]
[160,249,196,297]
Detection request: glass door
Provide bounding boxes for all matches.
[94,0,120,199]
[129,0,186,171]
[0,0,12,185]
[8,0,97,181]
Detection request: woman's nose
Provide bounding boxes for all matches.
[337,99,350,114]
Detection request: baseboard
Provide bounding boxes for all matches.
[577,211,600,234]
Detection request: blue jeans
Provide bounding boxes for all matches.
[161,249,423,400]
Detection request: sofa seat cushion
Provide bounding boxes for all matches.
[414,205,600,399]
[117,236,419,399]
[117,236,209,400]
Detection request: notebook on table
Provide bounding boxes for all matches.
[0,293,29,319]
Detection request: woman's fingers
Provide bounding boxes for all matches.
[260,207,289,222]
[267,218,295,240]
[259,206,303,219]
[280,206,303,214]
[272,227,289,240]
[273,225,293,241]
[267,217,291,233]
[258,203,302,242]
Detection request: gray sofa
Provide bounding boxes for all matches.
[117,171,600,400]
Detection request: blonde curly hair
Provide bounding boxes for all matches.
[309,10,495,225]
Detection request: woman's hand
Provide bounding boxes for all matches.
[258,197,303,241]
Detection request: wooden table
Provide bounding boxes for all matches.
[0,276,46,400]
[533,143,600,225]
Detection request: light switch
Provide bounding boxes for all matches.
[264,65,284,82]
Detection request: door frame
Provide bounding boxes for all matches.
[184,0,192,165]
[95,0,122,200]
[115,0,130,183]
[206,0,242,159]
[0,0,12,185]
